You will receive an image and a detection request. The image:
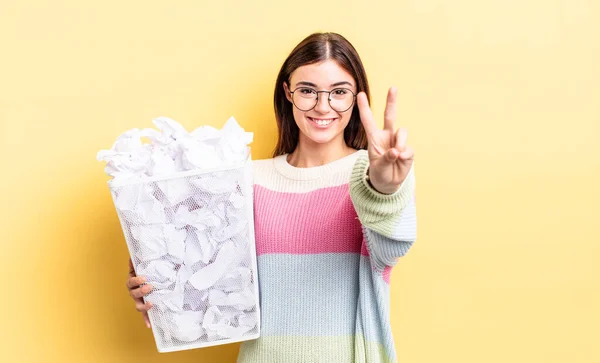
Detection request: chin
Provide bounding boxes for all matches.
[308,137,336,145]
[302,130,343,145]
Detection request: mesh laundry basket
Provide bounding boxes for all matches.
[108,157,260,352]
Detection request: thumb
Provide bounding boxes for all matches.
[143,312,151,328]
[384,148,399,162]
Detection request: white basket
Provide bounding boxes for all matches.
[108,158,260,352]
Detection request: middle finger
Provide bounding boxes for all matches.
[395,127,408,151]
[383,87,398,131]
[126,276,146,290]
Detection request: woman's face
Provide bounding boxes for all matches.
[284,60,357,148]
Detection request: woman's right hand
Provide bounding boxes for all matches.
[126,258,154,328]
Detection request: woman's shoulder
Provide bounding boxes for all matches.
[250,156,283,189]
[251,156,279,170]
[250,155,281,179]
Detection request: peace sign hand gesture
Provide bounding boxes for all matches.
[357,87,414,195]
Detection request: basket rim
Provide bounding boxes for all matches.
[107,154,251,188]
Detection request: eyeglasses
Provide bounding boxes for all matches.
[289,87,357,113]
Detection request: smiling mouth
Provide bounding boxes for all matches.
[308,117,336,126]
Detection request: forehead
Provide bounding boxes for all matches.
[289,60,355,87]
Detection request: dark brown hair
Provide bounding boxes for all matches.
[272,32,371,157]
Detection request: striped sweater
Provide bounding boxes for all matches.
[237,149,417,363]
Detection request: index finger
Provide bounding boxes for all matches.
[126,275,147,290]
[356,92,378,137]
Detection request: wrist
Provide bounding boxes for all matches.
[367,168,400,195]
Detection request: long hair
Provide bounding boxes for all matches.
[272,32,371,157]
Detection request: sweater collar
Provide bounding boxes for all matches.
[273,149,366,181]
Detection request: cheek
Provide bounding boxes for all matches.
[339,111,353,127]
[292,108,306,127]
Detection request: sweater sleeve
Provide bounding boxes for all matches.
[349,153,417,271]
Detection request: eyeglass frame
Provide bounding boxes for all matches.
[288,86,357,113]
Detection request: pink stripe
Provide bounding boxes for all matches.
[361,236,369,256]
[253,184,368,256]
[362,236,392,284]
[382,265,393,284]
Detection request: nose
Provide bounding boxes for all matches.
[314,92,332,114]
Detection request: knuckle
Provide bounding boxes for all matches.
[133,288,143,299]
[126,278,135,289]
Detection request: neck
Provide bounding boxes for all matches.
[286,136,356,168]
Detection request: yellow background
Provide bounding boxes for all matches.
[1,1,598,362]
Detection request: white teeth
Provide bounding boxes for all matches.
[311,118,334,126]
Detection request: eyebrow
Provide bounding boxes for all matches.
[295,81,354,88]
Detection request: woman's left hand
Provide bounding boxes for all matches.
[357,87,414,194]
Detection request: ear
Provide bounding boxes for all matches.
[283,82,293,103]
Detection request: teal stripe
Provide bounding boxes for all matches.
[256,253,396,359]
[257,253,360,336]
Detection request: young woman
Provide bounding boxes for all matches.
[126,32,416,362]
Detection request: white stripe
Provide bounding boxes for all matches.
[252,150,367,193]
